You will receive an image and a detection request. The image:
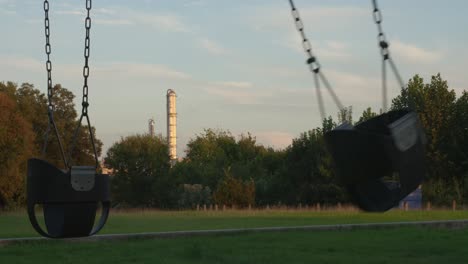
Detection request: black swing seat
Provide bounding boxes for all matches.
[27,158,110,238]
[324,109,426,212]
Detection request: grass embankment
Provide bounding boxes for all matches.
[1,209,468,238]
[1,227,468,263]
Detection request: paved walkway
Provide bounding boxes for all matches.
[1,219,468,246]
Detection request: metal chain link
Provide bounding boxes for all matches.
[372,0,405,112]
[82,0,92,116]
[288,0,344,121]
[42,0,98,168]
[44,0,53,112]
[372,0,389,60]
[69,0,99,168]
[42,0,68,168]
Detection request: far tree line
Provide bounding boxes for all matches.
[0,73,467,210]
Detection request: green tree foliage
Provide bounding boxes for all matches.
[177,184,212,209]
[392,74,467,204]
[280,118,346,205]
[41,84,103,167]
[0,81,104,209]
[171,129,285,206]
[212,169,255,208]
[14,83,48,152]
[338,106,353,124]
[253,147,286,205]
[0,93,34,209]
[0,82,103,168]
[178,130,266,188]
[358,107,378,124]
[105,134,172,207]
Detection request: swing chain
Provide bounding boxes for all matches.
[82,0,92,116]
[44,0,53,112]
[288,0,345,121]
[289,0,321,73]
[371,0,406,112]
[372,0,389,60]
[42,0,68,168]
[68,0,99,168]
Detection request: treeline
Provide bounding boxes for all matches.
[1,73,467,210]
[0,82,102,209]
[106,73,468,209]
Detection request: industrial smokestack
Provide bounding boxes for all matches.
[148,118,155,137]
[166,89,177,165]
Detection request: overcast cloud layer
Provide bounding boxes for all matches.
[1,0,467,157]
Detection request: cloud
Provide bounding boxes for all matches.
[204,86,266,105]
[25,19,42,24]
[0,56,43,72]
[252,5,367,32]
[55,7,116,16]
[297,6,368,20]
[96,63,191,80]
[322,70,380,103]
[199,38,229,55]
[285,31,352,60]
[216,81,253,89]
[183,0,206,7]
[391,40,443,64]
[54,10,85,16]
[0,8,16,15]
[94,19,133,26]
[320,41,352,60]
[256,131,293,149]
[0,56,190,81]
[252,5,364,61]
[129,12,191,33]
[204,87,257,104]
[54,7,190,33]
[252,66,301,79]
[95,8,116,15]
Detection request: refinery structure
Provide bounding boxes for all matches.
[148,118,155,137]
[167,89,177,165]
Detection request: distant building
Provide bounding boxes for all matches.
[148,118,155,137]
[167,89,177,165]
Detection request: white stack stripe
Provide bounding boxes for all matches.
[166,89,177,164]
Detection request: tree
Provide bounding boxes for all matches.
[280,118,346,205]
[392,74,464,204]
[177,184,212,209]
[212,169,255,208]
[0,93,34,208]
[14,83,48,153]
[105,134,171,207]
[338,106,353,124]
[42,84,103,168]
[357,107,377,123]
[0,82,103,169]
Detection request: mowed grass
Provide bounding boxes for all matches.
[1,209,468,238]
[2,227,468,263]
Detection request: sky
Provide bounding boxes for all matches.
[1,0,467,158]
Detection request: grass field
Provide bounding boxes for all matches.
[1,227,468,263]
[1,209,468,263]
[1,209,468,238]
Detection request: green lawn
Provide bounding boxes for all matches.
[1,209,468,238]
[1,227,468,263]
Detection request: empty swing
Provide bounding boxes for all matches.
[289,0,426,212]
[27,0,110,238]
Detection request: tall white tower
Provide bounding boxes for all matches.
[148,118,155,137]
[166,89,177,164]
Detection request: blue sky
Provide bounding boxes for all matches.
[1,0,467,157]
